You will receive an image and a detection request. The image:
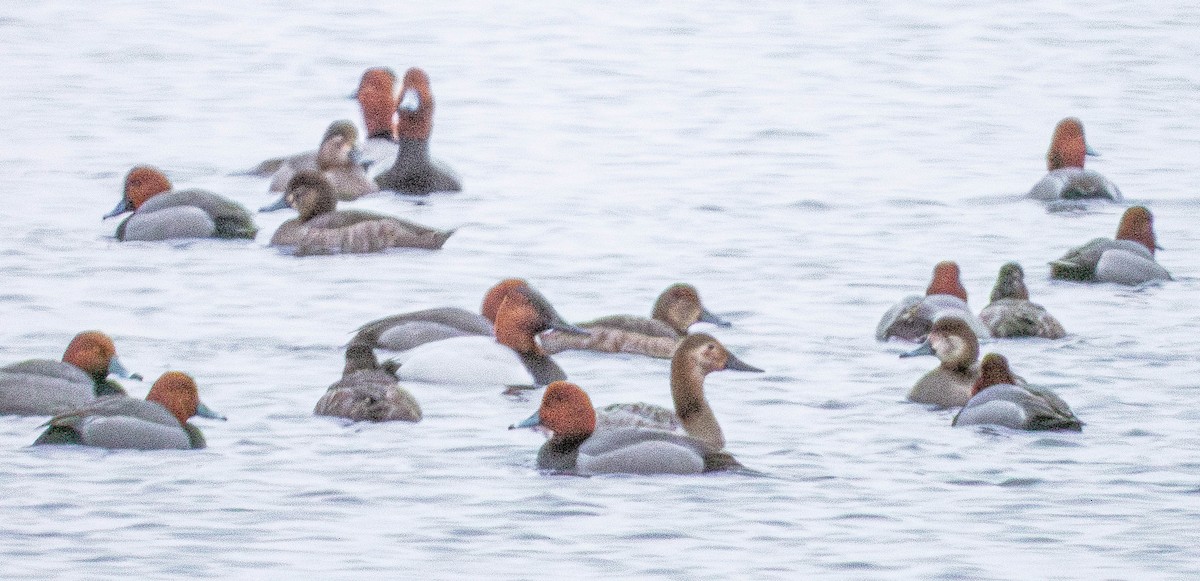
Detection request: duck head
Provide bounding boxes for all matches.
[900,316,979,373]
[672,333,763,377]
[493,285,588,355]
[653,283,731,334]
[480,278,530,322]
[1046,117,1097,171]
[353,67,397,140]
[62,330,137,384]
[925,261,968,302]
[315,122,363,172]
[283,171,338,222]
[989,262,1030,302]
[1115,206,1159,255]
[971,353,1018,396]
[146,371,225,426]
[510,380,595,439]
[396,67,434,140]
[104,166,172,219]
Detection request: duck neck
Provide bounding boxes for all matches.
[396,136,432,168]
[670,358,725,449]
[938,336,978,375]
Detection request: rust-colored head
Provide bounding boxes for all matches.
[355,67,397,140]
[972,353,1018,396]
[61,331,118,382]
[926,261,968,302]
[493,290,543,355]
[1046,117,1088,171]
[286,171,338,222]
[145,371,202,426]
[1114,206,1157,255]
[989,262,1029,302]
[480,278,529,322]
[122,166,173,209]
[536,381,596,438]
[396,67,434,140]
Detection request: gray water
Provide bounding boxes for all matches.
[1,1,1199,579]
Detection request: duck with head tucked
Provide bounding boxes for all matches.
[511,381,742,475]
[392,284,589,388]
[952,354,1082,431]
[374,67,462,195]
[269,171,454,256]
[1028,117,1122,202]
[314,342,421,422]
[0,331,137,416]
[979,262,1066,339]
[540,283,732,359]
[899,316,990,407]
[1050,206,1171,285]
[260,120,379,211]
[103,166,258,241]
[351,278,527,352]
[33,371,225,449]
[877,261,991,342]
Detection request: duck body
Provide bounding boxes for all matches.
[353,307,493,352]
[979,262,1066,339]
[952,383,1082,431]
[1029,168,1122,202]
[0,360,110,415]
[34,396,203,449]
[314,344,421,422]
[374,137,461,195]
[877,294,989,343]
[1050,207,1170,285]
[116,188,257,241]
[393,336,563,387]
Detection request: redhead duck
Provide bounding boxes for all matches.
[352,278,527,352]
[899,317,985,407]
[0,331,137,415]
[33,371,225,449]
[103,166,258,241]
[260,120,379,211]
[540,283,732,359]
[979,262,1066,339]
[392,285,588,387]
[953,354,1082,431]
[877,261,991,342]
[1050,206,1171,285]
[596,333,761,449]
[269,171,453,255]
[510,381,742,475]
[1028,117,1122,201]
[374,67,462,195]
[314,343,421,422]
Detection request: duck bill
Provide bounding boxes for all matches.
[698,307,732,328]
[107,356,141,380]
[508,410,542,430]
[724,352,763,372]
[1085,144,1100,157]
[259,195,291,213]
[900,340,935,358]
[195,401,227,421]
[103,198,133,220]
[398,88,420,113]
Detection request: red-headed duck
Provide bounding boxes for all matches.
[260,120,379,211]
[351,278,528,352]
[979,262,1067,339]
[1028,117,1122,201]
[374,67,462,195]
[899,316,984,407]
[1050,206,1171,285]
[314,342,421,422]
[268,171,453,255]
[876,261,991,342]
[0,331,137,415]
[596,333,762,449]
[34,371,225,449]
[540,283,732,359]
[952,354,1082,431]
[392,285,589,388]
[510,381,742,474]
[103,166,258,241]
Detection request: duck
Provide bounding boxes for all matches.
[103,166,258,241]
[540,283,732,359]
[596,333,762,449]
[374,67,462,195]
[268,171,453,256]
[1049,206,1171,285]
[979,262,1067,339]
[313,342,421,422]
[0,331,137,416]
[351,278,528,352]
[952,354,1082,431]
[259,120,379,211]
[33,371,225,449]
[876,261,991,342]
[899,316,984,407]
[391,284,589,387]
[510,381,742,475]
[1028,117,1122,202]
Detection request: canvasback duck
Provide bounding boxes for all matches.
[104,166,258,241]
[596,333,762,449]
[540,283,732,359]
[374,67,462,195]
[33,371,225,449]
[899,317,983,407]
[260,120,379,211]
[510,381,742,475]
[269,171,453,256]
[0,331,136,415]
[979,262,1067,339]
[1049,206,1171,285]
[314,343,421,422]
[351,278,528,352]
[1028,117,1122,202]
[391,285,589,388]
[952,354,1082,431]
[876,261,991,342]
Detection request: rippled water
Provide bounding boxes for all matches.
[2,1,1199,578]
